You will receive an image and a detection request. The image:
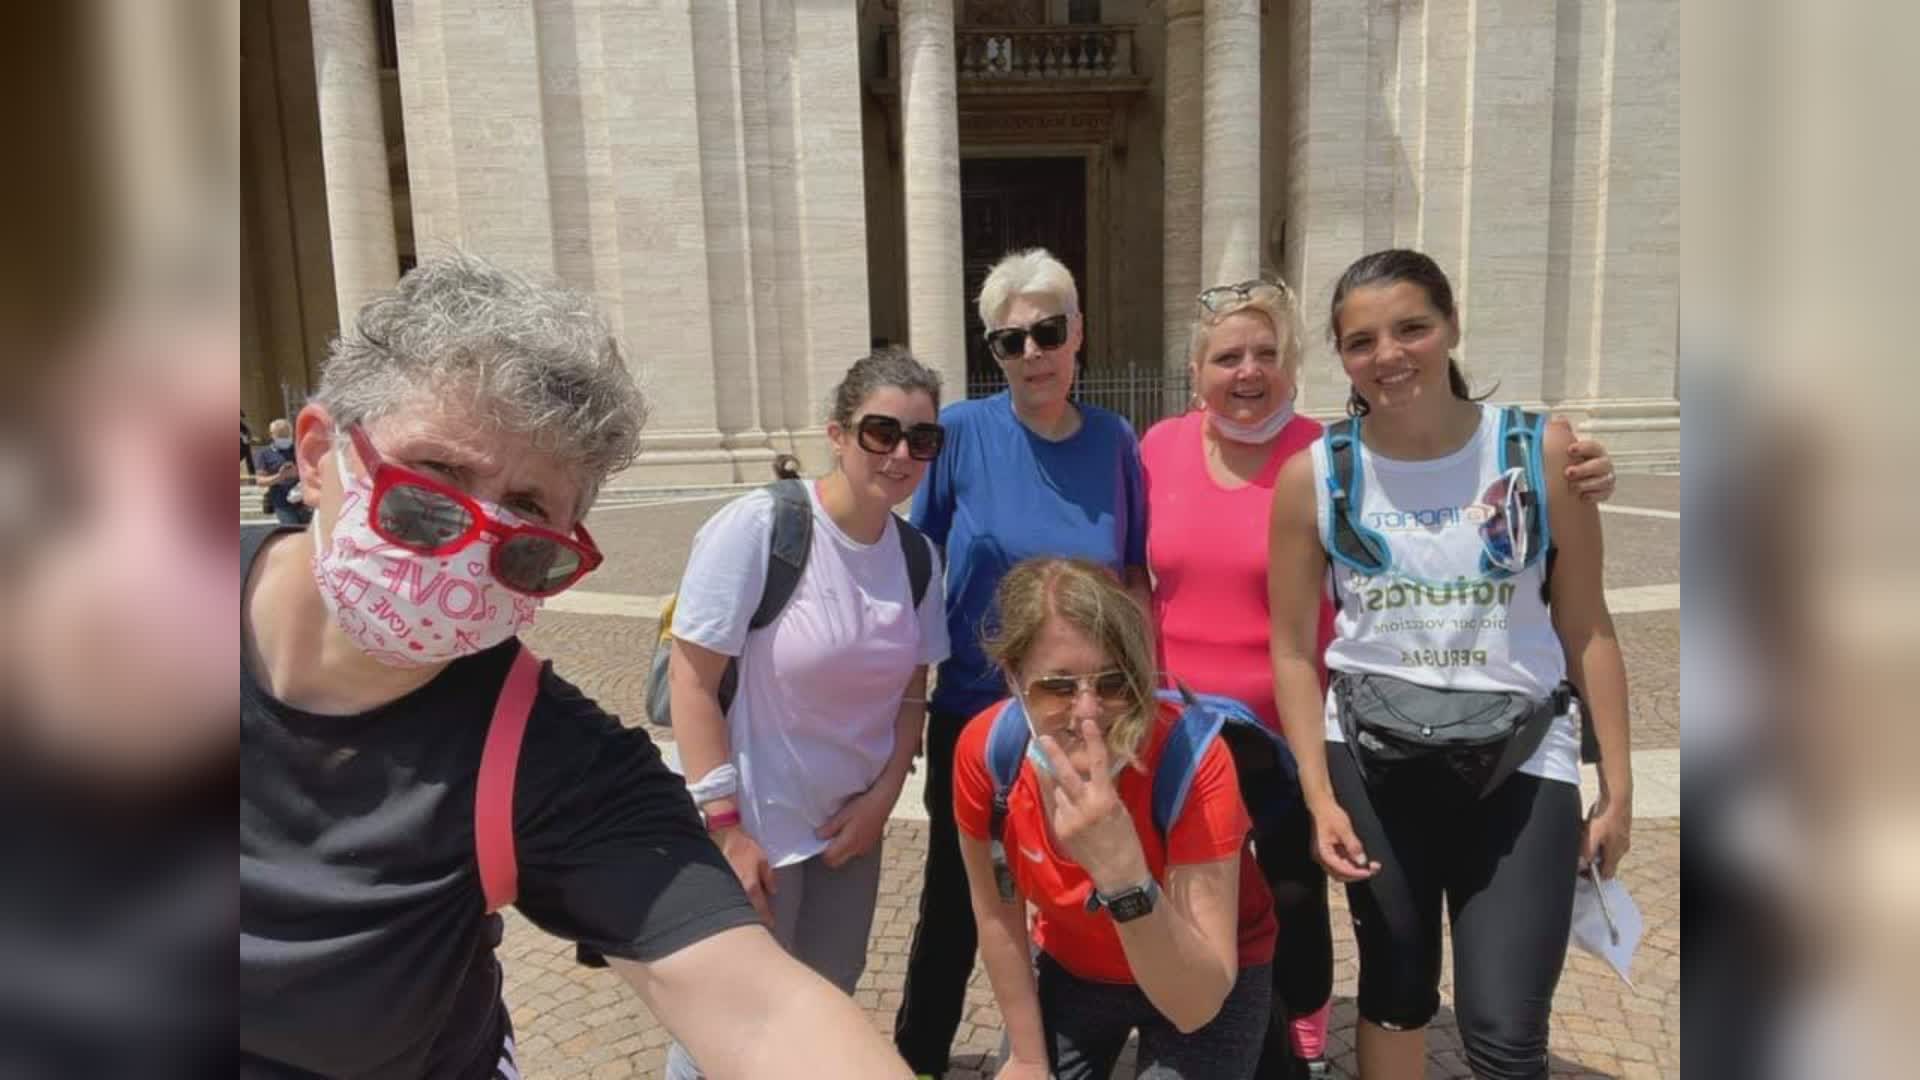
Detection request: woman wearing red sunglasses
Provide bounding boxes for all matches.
[240,254,913,1080]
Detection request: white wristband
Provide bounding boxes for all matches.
[686,763,739,805]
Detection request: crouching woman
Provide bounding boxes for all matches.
[954,558,1278,1080]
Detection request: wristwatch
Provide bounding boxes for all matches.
[1086,877,1162,923]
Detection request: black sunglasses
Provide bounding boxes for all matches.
[984,313,1072,361]
[855,414,945,461]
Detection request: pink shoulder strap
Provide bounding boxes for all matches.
[477,645,542,913]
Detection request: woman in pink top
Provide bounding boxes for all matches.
[1140,280,1620,1079]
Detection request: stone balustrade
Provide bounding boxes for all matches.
[877,23,1137,83]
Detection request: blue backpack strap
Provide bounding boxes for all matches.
[1322,418,1393,577]
[1149,685,1228,841]
[1516,408,1553,564]
[1151,686,1301,841]
[983,698,1030,902]
[1481,407,1554,582]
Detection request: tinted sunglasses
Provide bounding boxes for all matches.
[1477,466,1532,574]
[984,313,1072,361]
[855,414,945,461]
[345,425,602,597]
[1197,277,1295,315]
[1022,669,1134,726]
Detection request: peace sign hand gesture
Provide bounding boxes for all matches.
[1032,714,1151,893]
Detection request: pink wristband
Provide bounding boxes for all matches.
[703,808,742,832]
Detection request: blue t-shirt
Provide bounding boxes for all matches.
[255,445,299,511]
[910,391,1149,717]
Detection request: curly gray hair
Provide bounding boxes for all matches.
[314,252,647,510]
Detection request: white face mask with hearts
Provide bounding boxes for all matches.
[310,445,541,668]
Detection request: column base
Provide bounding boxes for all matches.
[1301,398,1681,470]
[1544,398,1681,469]
[609,429,834,488]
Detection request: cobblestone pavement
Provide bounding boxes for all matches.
[369,472,1684,1078]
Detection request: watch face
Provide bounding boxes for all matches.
[1108,886,1156,923]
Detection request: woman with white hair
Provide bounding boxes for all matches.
[240,253,912,1080]
[896,248,1152,1078]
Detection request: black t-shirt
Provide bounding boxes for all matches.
[240,526,756,1079]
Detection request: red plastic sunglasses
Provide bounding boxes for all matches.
[346,424,603,597]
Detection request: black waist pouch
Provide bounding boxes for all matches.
[1332,670,1571,797]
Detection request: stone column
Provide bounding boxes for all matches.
[789,1,873,434]
[1285,0,1368,412]
[1454,0,1557,404]
[1201,0,1261,287]
[309,0,399,322]
[899,0,966,395]
[1161,0,1203,368]
[394,0,557,274]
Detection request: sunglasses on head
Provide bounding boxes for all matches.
[1197,278,1294,316]
[984,313,1072,362]
[1022,669,1134,727]
[855,414,945,461]
[344,425,602,597]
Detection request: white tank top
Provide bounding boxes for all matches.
[1309,404,1580,786]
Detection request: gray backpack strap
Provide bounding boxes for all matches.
[716,478,814,715]
[750,477,814,629]
[894,515,933,609]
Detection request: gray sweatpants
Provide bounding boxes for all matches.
[664,841,885,1080]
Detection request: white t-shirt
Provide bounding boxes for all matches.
[672,482,950,866]
[1310,405,1580,786]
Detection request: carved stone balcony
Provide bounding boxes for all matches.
[952,24,1137,81]
[868,22,1151,156]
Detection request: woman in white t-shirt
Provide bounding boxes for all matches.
[664,347,951,1080]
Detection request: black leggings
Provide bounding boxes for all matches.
[1222,728,1333,1075]
[1328,743,1581,1080]
[894,709,977,1075]
[1037,952,1272,1080]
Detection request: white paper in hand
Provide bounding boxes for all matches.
[1569,866,1643,987]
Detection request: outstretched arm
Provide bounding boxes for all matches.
[613,927,909,1079]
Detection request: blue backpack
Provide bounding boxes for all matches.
[982,684,1299,902]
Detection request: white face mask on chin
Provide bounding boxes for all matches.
[1206,399,1295,445]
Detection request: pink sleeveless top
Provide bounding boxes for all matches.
[1141,410,1334,732]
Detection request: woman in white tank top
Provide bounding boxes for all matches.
[1265,250,1634,1080]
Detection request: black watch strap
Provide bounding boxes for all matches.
[1086,878,1161,923]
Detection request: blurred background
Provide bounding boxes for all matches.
[0,0,1916,1075]
[0,2,235,1076]
[1682,0,1920,1077]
